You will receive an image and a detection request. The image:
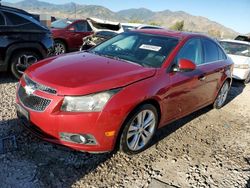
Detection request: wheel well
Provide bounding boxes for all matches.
[114,99,161,151]
[7,48,42,70]
[54,38,68,51]
[136,99,161,123]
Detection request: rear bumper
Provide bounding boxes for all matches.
[233,68,250,80]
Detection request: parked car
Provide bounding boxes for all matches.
[0,5,54,79]
[80,30,117,51]
[121,23,163,32]
[16,30,233,155]
[220,39,250,84]
[51,17,123,55]
[234,35,250,42]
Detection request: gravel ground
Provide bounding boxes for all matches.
[0,73,249,188]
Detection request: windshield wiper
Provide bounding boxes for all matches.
[101,54,143,67]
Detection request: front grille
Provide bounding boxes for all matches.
[23,75,57,95]
[18,85,51,111]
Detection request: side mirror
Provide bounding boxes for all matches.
[173,59,196,72]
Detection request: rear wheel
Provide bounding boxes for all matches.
[213,81,230,109]
[10,50,41,79]
[120,104,158,155]
[54,40,66,55]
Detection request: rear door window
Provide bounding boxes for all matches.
[203,39,219,63]
[3,11,29,26]
[218,46,227,60]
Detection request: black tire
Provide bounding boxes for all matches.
[244,73,250,84]
[120,104,159,155]
[54,40,66,55]
[213,81,230,109]
[10,50,41,79]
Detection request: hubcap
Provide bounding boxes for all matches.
[126,110,156,151]
[54,43,65,55]
[16,55,38,74]
[217,82,229,107]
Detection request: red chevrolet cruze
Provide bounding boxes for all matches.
[16,30,233,154]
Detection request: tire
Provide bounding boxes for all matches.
[10,50,41,79]
[213,81,230,109]
[120,104,159,155]
[244,73,250,84]
[54,40,66,55]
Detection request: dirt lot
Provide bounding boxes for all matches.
[0,73,249,188]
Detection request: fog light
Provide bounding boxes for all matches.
[70,134,87,144]
[59,132,97,145]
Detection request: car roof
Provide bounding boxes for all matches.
[220,39,250,45]
[132,29,209,39]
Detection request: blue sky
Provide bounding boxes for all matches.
[4,0,250,34]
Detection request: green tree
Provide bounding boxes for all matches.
[208,29,221,38]
[128,20,144,24]
[170,20,184,31]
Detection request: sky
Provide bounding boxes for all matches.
[4,0,250,34]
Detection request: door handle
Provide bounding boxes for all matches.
[198,75,206,81]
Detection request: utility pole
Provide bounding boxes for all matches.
[74,3,77,19]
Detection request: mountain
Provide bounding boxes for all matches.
[117,8,154,21]
[2,0,238,38]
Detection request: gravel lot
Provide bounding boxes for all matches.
[0,73,249,188]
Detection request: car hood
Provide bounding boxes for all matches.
[26,52,156,96]
[228,54,250,65]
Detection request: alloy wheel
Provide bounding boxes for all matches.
[216,81,229,107]
[54,42,66,55]
[126,110,156,151]
[16,55,38,75]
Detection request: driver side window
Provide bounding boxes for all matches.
[176,38,203,65]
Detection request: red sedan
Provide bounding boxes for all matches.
[16,30,233,155]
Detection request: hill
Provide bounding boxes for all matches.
[2,0,238,38]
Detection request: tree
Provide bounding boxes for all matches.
[208,29,221,38]
[128,20,144,24]
[170,20,184,31]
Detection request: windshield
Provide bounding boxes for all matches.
[220,41,250,57]
[90,32,179,68]
[51,19,73,29]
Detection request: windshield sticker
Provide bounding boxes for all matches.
[66,21,73,24]
[139,44,162,52]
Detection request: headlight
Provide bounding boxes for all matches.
[61,89,120,112]
[234,64,250,69]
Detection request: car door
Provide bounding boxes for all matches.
[67,21,93,50]
[161,37,207,124]
[198,38,227,103]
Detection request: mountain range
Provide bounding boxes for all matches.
[2,0,240,38]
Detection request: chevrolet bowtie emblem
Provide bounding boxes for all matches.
[24,85,36,96]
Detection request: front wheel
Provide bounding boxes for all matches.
[213,81,230,109]
[120,104,158,155]
[10,50,40,79]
